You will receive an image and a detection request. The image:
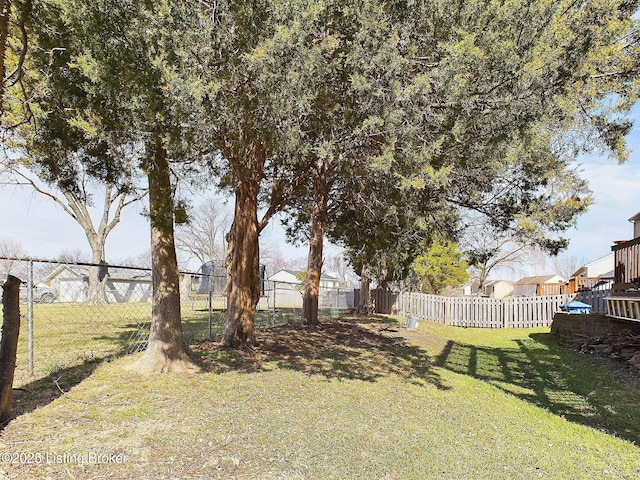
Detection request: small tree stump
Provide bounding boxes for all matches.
[0,275,21,423]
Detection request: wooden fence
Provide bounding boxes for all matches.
[574,289,610,314]
[371,289,612,329]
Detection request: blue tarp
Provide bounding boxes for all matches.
[560,300,592,314]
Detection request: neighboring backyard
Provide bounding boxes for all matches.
[1,315,639,479]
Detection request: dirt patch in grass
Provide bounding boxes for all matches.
[191,319,447,388]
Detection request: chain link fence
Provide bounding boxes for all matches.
[0,257,356,387]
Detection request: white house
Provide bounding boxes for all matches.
[266,269,342,307]
[483,280,514,299]
[47,265,153,303]
[47,265,88,302]
[514,274,565,297]
[568,253,615,292]
[267,269,341,290]
[630,211,640,240]
[571,253,614,279]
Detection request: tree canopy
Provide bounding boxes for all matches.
[410,238,470,294]
[325,0,639,289]
[1,0,639,355]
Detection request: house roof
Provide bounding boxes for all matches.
[628,211,640,222]
[281,269,303,277]
[484,279,514,287]
[269,269,338,282]
[514,274,561,285]
[571,267,587,279]
[47,264,151,281]
[47,264,87,280]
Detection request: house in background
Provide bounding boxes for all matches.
[47,265,88,302]
[267,269,304,289]
[483,280,514,299]
[443,279,512,298]
[47,265,153,303]
[572,253,614,278]
[568,253,614,292]
[514,274,565,296]
[631,211,640,239]
[267,269,341,290]
[607,211,640,321]
[461,279,481,296]
[266,269,343,307]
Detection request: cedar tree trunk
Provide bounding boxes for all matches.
[127,136,198,373]
[357,264,373,314]
[222,178,262,348]
[0,275,20,423]
[302,165,328,325]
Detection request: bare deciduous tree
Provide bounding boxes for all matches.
[260,242,308,278]
[0,238,26,278]
[57,248,89,264]
[117,249,152,269]
[462,223,534,292]
[552,254,587,282]
[175,197,231,268]
[3,169,146,303]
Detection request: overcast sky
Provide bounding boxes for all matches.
[1,107,639,276]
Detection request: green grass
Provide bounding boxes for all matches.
[2,316,639,479]
[12,302,311,386]
[412,321,640,444]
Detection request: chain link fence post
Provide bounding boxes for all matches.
[27,259,34,376]
[208,289,213,339]
[272,280,276,327]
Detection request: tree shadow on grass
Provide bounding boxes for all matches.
[2,316,418,433]
[191,317,449,390]
[2,358,103,432]
[434,332,640,444]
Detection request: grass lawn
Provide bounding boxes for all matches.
[12,302,310,386]
[1,316,639,479]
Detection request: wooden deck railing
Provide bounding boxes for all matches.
[568,277,614,294]
[612,236,640,284]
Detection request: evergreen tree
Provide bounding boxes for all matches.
[328,0,640,294]
[28,0,202,372]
